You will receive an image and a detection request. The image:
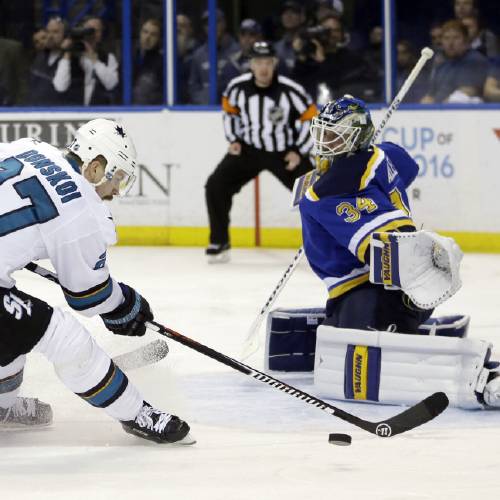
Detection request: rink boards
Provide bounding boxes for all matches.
[0,109,499,251]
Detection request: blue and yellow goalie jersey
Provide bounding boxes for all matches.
[299,141,419,302]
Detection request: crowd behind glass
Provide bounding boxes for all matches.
[0,0,499,107]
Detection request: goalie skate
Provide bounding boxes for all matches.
[121,401,195,445]
[0,397,53,429]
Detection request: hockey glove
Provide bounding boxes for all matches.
[100,283,153,336]
[369,230,463,310]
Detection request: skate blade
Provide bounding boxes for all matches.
[0,421,53,431]
[176,432,196,445]
[207,252,230,264]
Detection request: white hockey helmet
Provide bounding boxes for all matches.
[68,118,137,196]
[310,95,375,161]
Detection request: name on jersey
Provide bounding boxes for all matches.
[15,149,82,204]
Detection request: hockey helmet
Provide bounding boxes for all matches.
[68,118,137,196]
[310,95,375,160]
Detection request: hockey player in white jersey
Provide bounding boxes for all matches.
[0,119,193,444]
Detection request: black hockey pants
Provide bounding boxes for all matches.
[205,144,311,245]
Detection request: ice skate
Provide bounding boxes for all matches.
[205,243,230,264]
[121,401,195,445]
[0,397,53,429]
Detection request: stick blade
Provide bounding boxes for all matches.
[375,392,449,438]
[113,339,169,371]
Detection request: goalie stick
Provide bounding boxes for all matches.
[24,262,169,371]
[240,47,435,361]
[26,259,450,438]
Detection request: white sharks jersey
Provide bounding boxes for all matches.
[0,138,124,316]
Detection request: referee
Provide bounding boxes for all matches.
[205,41,318,263]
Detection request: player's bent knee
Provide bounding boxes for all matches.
[34,307,94,366]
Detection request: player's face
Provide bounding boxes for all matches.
[314,127,342,152]
[250,57,277,86]
[95,169,130,201]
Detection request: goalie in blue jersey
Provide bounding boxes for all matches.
[299,95,444,332]
[284,95,500,409]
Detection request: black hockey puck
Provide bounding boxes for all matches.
[328,433,352,446]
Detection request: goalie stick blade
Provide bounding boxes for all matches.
[371,392,449,438]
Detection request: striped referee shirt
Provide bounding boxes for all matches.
[222,72,317,155]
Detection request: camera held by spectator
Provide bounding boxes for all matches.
[299,26,332,58]
[64,26,97,54]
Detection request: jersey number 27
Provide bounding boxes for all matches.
[0,157,59,237]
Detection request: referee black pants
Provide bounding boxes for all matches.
[205,144,312,245]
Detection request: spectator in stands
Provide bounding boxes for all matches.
[32,28,48,53]
[421,19,489,103]
[396,40,429,102]
[454,0,478,20]
[364,26,384,86]
[461,15,498,59]
[274,1,306,75]
[314,0,344,22]
[133,19,163,104]
[430,22,443,53]
[0,37,26,105]
[312,1,365,51]
[220,19,262,90]
[28,17,67,105]
[187,9,238,104]
[292,13,379,102]
[177,13,198,104]
[483,61,500,101]
[54,15,119,105]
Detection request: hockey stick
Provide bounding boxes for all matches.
[240,247,304,360]
[240,47,435,361]
[24,262,169,371]
[113,339,169,372]
[146,319,448,437]
[29,262,448,437]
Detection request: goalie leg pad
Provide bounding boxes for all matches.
[418,315,470,338]
[314,324,490,409]
[265,308,325,372]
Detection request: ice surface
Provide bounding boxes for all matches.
[2,248,500,500]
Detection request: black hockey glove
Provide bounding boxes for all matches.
[100,283,153,336]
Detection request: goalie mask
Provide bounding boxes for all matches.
[310,95,375,165]
[68,118,137,196]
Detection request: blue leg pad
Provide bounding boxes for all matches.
[265,308,325,372]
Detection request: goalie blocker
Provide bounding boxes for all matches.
[265,308,500,409]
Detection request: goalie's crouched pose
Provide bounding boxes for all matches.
[276,95,500,409]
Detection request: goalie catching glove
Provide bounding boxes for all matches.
[101,283,153,336]
[369,230,463,310]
